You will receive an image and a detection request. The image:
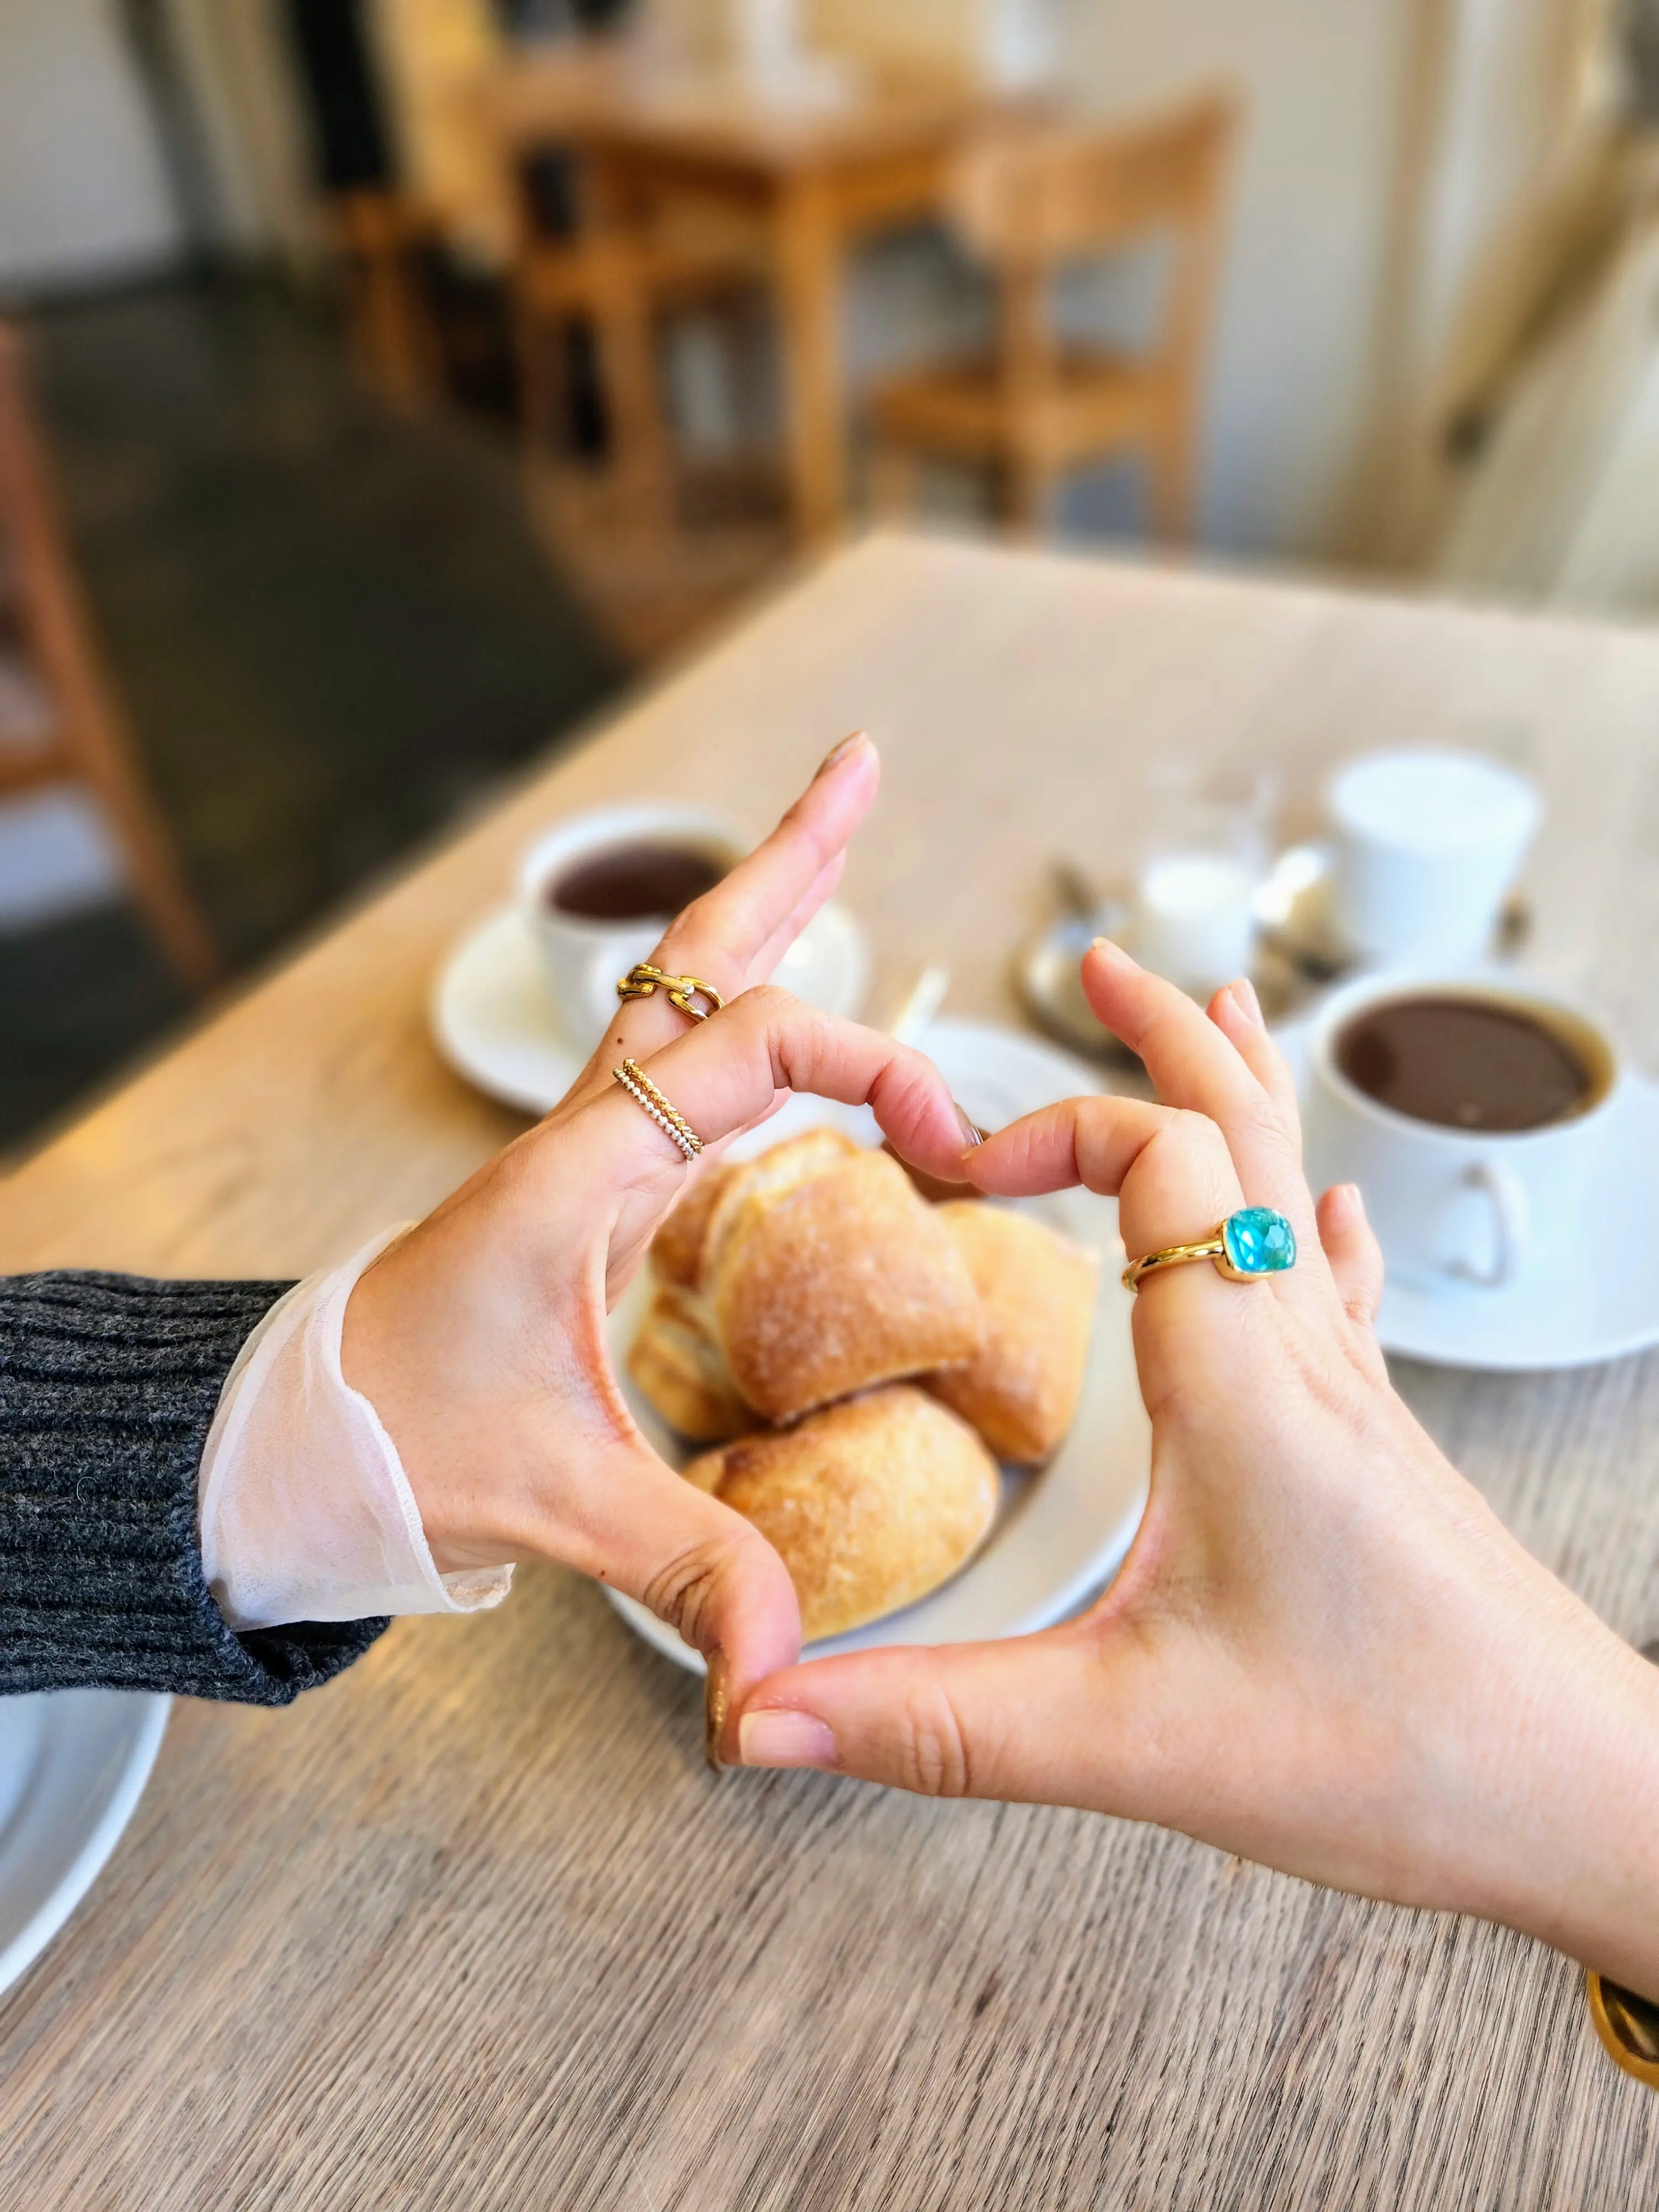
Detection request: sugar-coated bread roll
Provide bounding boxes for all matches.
[682,1386,999,1639]
[926,1203,1098,1463]
[703,1139,983,1422]
[627,1286,749,1443]
[697,1127,861,1287]
[648,1162,735,1292]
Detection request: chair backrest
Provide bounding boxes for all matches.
[951,90,1238,408]
[953,91,1239,270]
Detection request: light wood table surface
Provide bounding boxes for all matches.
[4,534,1659,2209]
[489,46,1026,544]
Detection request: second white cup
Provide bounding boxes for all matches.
[1301,971,1621,1296]
[1327,748,1541,969]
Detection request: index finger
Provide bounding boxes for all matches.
[1080,941,1317,1249]
[575,734,879,1096]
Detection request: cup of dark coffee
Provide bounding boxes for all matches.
[520,806,743,1044]
[1302,973,1623,1293]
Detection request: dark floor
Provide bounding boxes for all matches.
[1,273,622,1155]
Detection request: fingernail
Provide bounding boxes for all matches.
[1089,936,1134,967]
[816,731,869,778]
[954,1103,989,1148]
[704,1650,731,1772]
[1228,976,1263,1027]
[1337,1181,1365,1222]
[737,1709,837,1770]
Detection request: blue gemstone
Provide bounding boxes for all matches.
[1223,1207,1297,1277]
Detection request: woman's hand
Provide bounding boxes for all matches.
[732,941,1659,1999]
[341,736,973,1735]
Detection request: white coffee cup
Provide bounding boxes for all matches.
[1327,748,1541,968]
[520,805,744,1046]
[1301,972,1622,1295]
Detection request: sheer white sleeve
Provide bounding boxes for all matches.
[197,1225,514,1631]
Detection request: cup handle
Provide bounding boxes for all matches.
[1448,1160,1528,1290]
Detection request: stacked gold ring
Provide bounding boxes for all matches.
[616,962,726,1022]
[613,1058,703,1161]
[1588,1972,1659,2089]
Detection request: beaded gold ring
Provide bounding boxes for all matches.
[612,1058,703,1162]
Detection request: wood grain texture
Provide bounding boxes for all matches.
[3,533,1659,2207]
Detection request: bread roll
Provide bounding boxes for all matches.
[627,1286,748,1443]
[683,1386,999,1638]
[698,1127,860,1288]
[926,1203,1098,1463]
[633,1130,865,1435]
[704,1141,982,1422]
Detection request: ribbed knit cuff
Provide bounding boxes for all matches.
[1,1272,389,1704]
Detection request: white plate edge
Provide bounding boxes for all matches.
[0,1691,170,1999]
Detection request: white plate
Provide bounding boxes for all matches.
[606,1018,1151,1672]
[0,1689,169,1996]
[1276,1020,1659,1371]
[431,900,871,1118]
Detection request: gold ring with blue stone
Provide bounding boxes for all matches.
[1121,1207,1297,1292]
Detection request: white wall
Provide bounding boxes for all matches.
[0,0,182,295]
[1351,0,1610,567]
[161,0,324,268]
[814,0,1420,557]
[1056,0,1414,557]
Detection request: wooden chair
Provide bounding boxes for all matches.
[508,148,771,523]
[0,324,220,990]
[867,91,1239,540]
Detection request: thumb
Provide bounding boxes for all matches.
[576,1436,804,1764]
[731,1626,1119,1804]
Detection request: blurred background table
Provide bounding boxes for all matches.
[489,43,1035,546]
[2,534,1658,2209]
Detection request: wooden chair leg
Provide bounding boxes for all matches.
[516,310,564,463]
[869,440,920,521]
[1146,412,1197,545]
[63,687,223,993]
[0,321,220,992]
[334,194,441,416]
[1001,448,1055,539]
[591,267,674,531]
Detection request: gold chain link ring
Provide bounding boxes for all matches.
[615,963,726,1022]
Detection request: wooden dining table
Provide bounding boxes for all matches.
[487,45,1026,544]
[3,533,1659,2208]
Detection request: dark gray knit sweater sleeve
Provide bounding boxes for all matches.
[0,1273,389,1703]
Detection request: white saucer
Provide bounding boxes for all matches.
[431,900,871,1117]
[0,1689,169,1996]
[604,1018,1151,1673]
[1276,1021,1659,1372]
